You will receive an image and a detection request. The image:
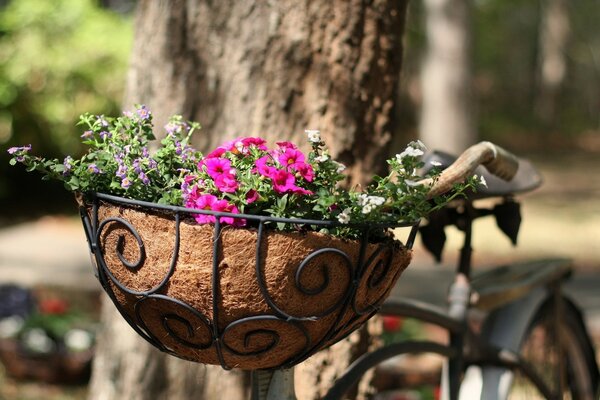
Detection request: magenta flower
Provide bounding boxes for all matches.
[291,186,313,195]
[204,158,232,179]
[278,148,306,169]
[271,169,297,193]
[190,193,244,226]
[242,137,268,150]
[295,163,315,182]
[192,194,218,224]
[276,141,298,150]
[205,147,227,159]
[255,156,276,177]
[211,199,245,226]
[214,173,239,193]
[245,189,259,204]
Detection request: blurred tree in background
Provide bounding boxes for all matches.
[2,0,599,224]
[0,0,132,222]
[401,0,600,150]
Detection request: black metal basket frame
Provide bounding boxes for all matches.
[79,192,418,370]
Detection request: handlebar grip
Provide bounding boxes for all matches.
[423,141,519,198]
[481,141,519,181]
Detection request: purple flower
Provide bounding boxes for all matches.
[7,145,32,155]
[139,171,150,185]
[63,156,73,176]
[121,177,132,189]
[116,164,128,179]
[97,116,109,127]
[99,131,111,140]
[132,158,142,174]
[142,147,150,158]
[81,131,93,139]
[136,105,151,120]
[88,164,101,174]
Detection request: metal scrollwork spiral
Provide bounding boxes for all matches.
[134,295,213,352]
[80,193,416,370]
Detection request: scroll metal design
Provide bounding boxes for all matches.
[79,192,418,370]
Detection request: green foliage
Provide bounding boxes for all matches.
[8,106,481,240]
[0,0,132,155]
[9,106,202,205]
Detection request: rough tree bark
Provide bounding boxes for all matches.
[419,0,476,155]
[88,1,409,399]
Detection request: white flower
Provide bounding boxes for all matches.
[479,175,488,188]
[369,196,385,206]
[0,316,24,339]
[358,195,386,213]
[23,328,54,354]
[396,146,424,162]
[337,208,352,224]
[357,193,368,206]
[430,160,442,167]
[305,129,321,143]
[315,154,329,163]
[65,329,94,352]
[334,161,346,173]
[414,140,427,150]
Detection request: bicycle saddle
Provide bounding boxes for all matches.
[422,150,543,199]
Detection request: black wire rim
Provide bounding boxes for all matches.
[79,192,419,370]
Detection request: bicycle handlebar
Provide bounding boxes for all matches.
[423,141,519,198]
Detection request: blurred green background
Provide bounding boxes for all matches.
[1,0,599,223]
[0,0,133,223]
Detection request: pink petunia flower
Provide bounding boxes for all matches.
[276,141,298,150]
[292,187,313,195]
[210,199,245,226]
[204,147,227,159]
[192,194,218,224]
[245,189,259,204]
[204,157,233,179]
[214,173,239,193]
[270,169,297,193]
[294,163,314,182]
[190,194,245,226]
[255,156,276,177]
[241,137,268,151]
[278,148,306,169]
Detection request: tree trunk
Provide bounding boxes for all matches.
[419,0,476,155]
[89,1,409,399]
[535,0,570,125]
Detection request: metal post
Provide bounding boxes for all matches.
[252,368,297,400]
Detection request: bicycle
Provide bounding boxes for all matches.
[252,142,600,400]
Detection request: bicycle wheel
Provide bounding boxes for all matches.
[504,299,598,400]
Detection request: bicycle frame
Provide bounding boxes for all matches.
[322,198,580,400]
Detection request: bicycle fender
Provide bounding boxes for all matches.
[459,287,548,400]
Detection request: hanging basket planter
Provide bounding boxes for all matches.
[79,193,416,370]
